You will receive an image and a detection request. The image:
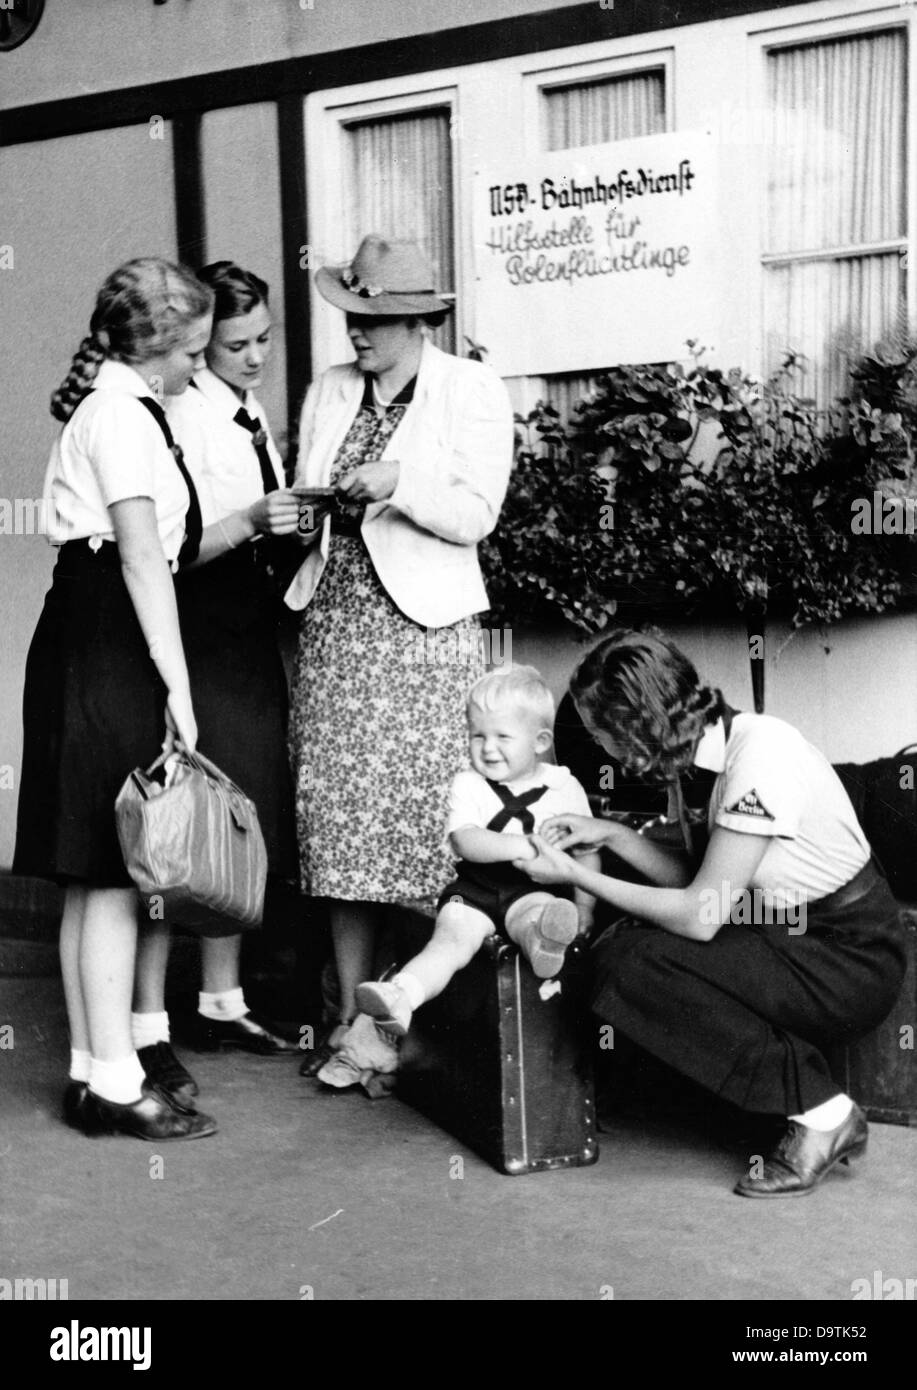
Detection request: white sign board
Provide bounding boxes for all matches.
[473,131,719,377]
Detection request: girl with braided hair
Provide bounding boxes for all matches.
[14,257,218,1141]
[514,628,906,1198]
[130,261,301,1097]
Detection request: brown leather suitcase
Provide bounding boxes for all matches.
[393,905,599,1175]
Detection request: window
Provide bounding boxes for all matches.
[762,29,907,406]
[341,108,456,354]
[542,69,666,151]
[539,68,667,414]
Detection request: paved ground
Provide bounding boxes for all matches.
[1,970,914,1303]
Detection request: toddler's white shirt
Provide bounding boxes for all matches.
[445,762,592,842]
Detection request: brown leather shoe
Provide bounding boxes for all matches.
[733,1103,867,1198]
[83,1082,217,1141]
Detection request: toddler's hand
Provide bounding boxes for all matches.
[541,813,615,853]
[540,819,569,848]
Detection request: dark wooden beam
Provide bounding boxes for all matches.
[276,94,310,461]
[0,0,816,147]
[172,111,206,268]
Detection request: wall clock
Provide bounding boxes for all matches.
[0,0,45,53]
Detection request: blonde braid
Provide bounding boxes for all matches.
[50,334,107,422]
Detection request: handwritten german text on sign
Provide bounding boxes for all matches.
[473,131,719,377]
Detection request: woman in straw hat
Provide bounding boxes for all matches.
[285,235,514,1079]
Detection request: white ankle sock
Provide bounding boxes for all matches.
[69,1048,91,1083]
[198,987,248,1022]
[131,1010,170,1050]
[789,1094,853,1132]
[89,1053,146,1105]
[391,971,426,1010]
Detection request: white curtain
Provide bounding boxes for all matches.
[544,71,665,151]
[541,72,666,416]
[765,255,905,407]
[345,109,455,353]
[764,31,906,404]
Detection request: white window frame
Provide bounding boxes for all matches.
[521,47,674,156]
[745,6,914,383]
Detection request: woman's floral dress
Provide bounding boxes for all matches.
[289,379,484,902]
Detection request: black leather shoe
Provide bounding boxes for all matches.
[62,1081,90,1129]
[83,1082,217,1141]
[137,1041,199,1111]
[733,1103,868,1198]
[198,1011,298,1057]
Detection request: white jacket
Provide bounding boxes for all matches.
[284,338,514,628]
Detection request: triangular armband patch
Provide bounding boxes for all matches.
[725,788,775,820]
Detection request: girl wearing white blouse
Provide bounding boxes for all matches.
[130,263,302,1108]
[13,258,218,1141]
[516,629,907,1198]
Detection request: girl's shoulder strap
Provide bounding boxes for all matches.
[134,394,177,450]
[131,395,202,566]
[722,705,742,745]
[67,388,172,450]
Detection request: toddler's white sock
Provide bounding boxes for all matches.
[131,1010,170,1050]
[789,1094,853,1132]
[198,987,248,1022]
[391,971,426,1010]
[69,1048,91,1084]
[88,1053,146,1105]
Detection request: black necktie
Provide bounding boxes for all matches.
[234,407,276,495]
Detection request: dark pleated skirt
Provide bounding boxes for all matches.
[13,542,169,886]
[175,545,296,879]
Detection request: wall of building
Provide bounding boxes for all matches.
[0,0,588,110]
[201,102,288,447]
